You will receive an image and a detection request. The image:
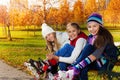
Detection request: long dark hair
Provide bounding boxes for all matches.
[93,26,114,48]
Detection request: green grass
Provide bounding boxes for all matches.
[0,27,120,79]
[0,30,47,69]
[109,29,120,41]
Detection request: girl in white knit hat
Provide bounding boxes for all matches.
[41,23,70,78]
[41,23,70,53]
[24,23,70,79]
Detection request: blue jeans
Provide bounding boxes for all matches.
[54,43,74,70]
[73,44,95,65]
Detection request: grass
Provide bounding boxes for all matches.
[0,27,120,79]
[0,29,47,69]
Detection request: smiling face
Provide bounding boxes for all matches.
[46,33,55,42]
[87,21,100,36]
[66,25,80,40]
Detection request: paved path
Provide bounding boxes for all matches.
[0,60,34,80]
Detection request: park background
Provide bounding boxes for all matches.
[0,0,120,79]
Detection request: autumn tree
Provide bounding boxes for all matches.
[0,5,7,37]
[9,8,25,26]
[72,0,83,24]
[107,0,120,10]
[84,0,97,22]
[57,0,70,25]
[97,0,106,11]
[32,9,43,26]
[32,8,43,36]
[0,6,7,24]
[0,5,12,41]
[46,8,59,25]
[22,10,33,26]
[104,0,120,24]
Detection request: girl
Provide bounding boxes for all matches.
[65,13,118,80]
[41,23,69,53]
[25,23,70,79]
[41,23,70,76]
[47,22,88,71]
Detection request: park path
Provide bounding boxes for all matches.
[0,60,34,80]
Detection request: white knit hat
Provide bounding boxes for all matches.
[41,23,55,38]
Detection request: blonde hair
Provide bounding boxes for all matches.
[46,32,60,53]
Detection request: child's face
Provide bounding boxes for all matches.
[87,21,100,35]
[46,33,55,42]
[66,26,80,40]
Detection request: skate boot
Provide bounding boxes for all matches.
[24,62,40,80]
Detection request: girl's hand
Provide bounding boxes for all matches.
[46,54,59,61]
[46,53,53,60]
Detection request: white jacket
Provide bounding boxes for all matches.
[56,31,70,47]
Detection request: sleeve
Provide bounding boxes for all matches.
[59,38,87,64]
[56,31,70,48]
[92,45,106,59]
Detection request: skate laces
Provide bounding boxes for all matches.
[29,59,45,74]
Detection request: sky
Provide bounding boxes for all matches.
[0,0,10,9]
[28,0,78,9]
[0,0,78,9]
[0,0,61,9]
[0,0,10,5]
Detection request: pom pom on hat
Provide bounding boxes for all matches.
[41,23,55,38]
[87,13,103,25]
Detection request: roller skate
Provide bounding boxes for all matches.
[24,62,40,80]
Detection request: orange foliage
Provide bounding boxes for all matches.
[72,0,83,24]
[107,0,120,10]
[0,5,7,24]
[31,9,43,26]
[22,10,33,26]
[46,8,58,25]
[84,0,97,21]
[57,0,70,25]
[0,0,119,27]
[97,0,106,11]
[9,9,25,26]
[104,0,120,24]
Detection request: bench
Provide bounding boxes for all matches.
[89,45,120,80]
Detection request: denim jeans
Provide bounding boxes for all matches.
[73,44,95,65]
[54,43,74,70]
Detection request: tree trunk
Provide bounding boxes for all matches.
[7,25,12,41]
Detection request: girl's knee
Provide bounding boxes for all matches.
[64,43,74,49]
